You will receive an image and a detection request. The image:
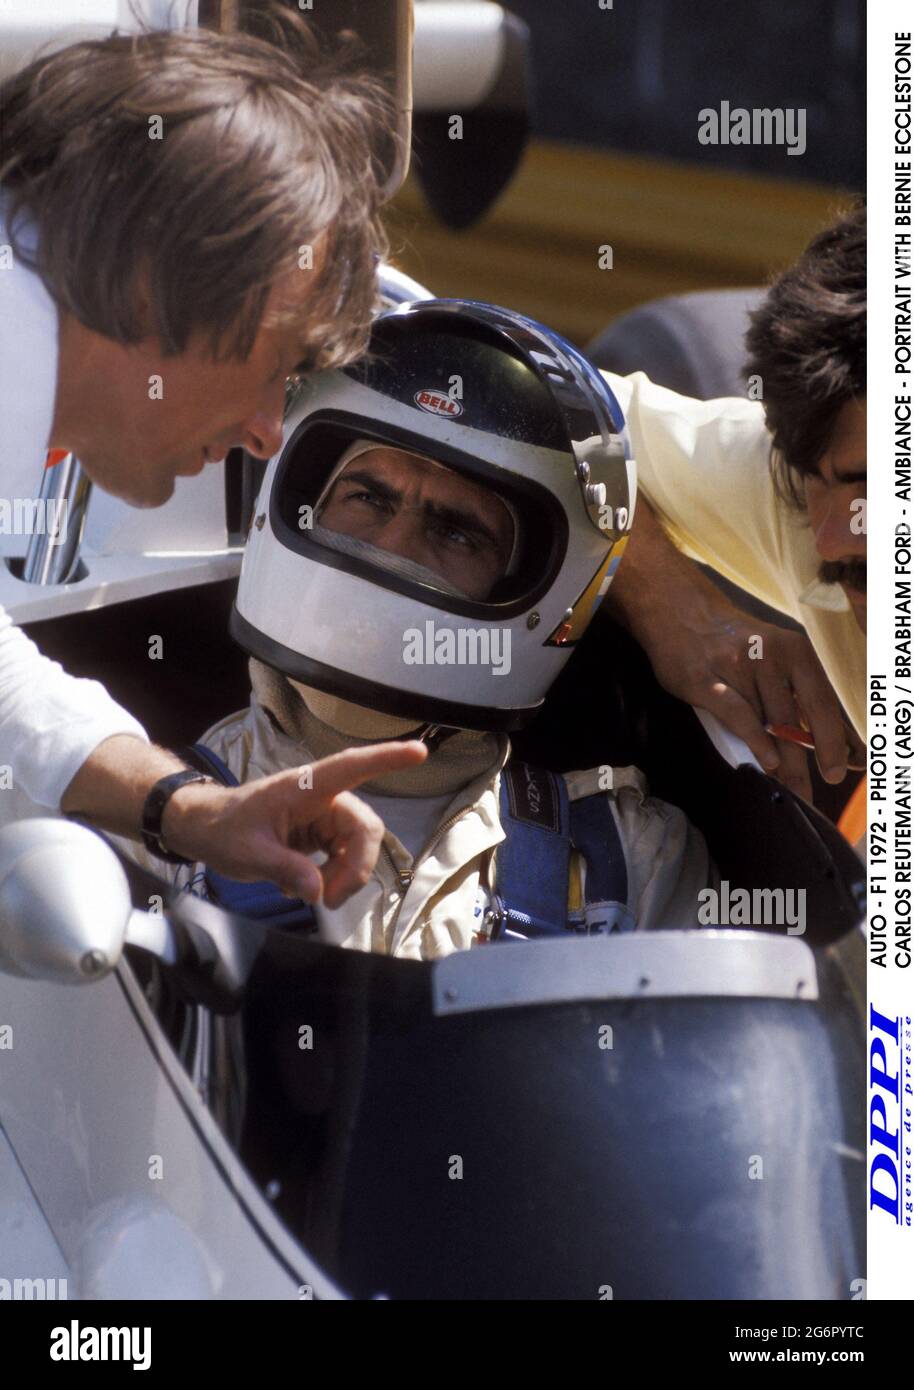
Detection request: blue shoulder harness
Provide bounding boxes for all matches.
[183,745,631,939]
[491,760,632,939]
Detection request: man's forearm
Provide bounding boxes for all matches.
[607,496,725,639]
[0,604,152,810]
[59,733,430,904]
[603,495,861,792]
[60,734,190,840]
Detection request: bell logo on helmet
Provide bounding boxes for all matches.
[414,388,463,418]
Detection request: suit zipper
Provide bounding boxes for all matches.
[384,805,472,889]
[382,804,475,944]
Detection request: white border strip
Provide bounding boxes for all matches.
[867,1,914,1302]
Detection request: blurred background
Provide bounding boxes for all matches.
[391,0,864,350]
[0,0,865,369]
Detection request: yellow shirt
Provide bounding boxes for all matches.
[601,370,866,739]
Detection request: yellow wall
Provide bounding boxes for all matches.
[385,139,853,346]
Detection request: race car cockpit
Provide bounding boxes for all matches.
[0,289,866,1303]
[0,802,865,1301]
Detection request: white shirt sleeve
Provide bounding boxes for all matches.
[0,601,148,810]
[0,203,150,811]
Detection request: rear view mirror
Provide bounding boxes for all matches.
[0,819,133,984]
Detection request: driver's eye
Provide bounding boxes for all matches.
[342,488,389,511]
[431,519,475,550]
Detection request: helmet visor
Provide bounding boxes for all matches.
[272,419,567,616]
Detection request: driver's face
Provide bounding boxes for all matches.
[318,448,515,600]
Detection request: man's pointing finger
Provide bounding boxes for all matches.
[301,739,428,799]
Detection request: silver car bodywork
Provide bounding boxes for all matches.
[0,810,865,1300]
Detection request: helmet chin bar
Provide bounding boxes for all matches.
[230,606,540,735]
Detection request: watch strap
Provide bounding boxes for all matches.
[141,769,212,865]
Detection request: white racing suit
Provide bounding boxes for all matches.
[118,664,716,960]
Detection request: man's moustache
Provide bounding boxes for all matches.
[819,558,867,593]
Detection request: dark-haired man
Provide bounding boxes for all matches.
[602,205,866,803]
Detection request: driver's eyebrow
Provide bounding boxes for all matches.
[332,469,401,504]
[332,470,503,549]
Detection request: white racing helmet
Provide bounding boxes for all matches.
[232,299,636,732]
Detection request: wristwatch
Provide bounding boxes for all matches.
[141,769,214,865]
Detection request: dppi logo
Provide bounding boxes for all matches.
[870,1003,912,1225]
[414,388,462,418]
